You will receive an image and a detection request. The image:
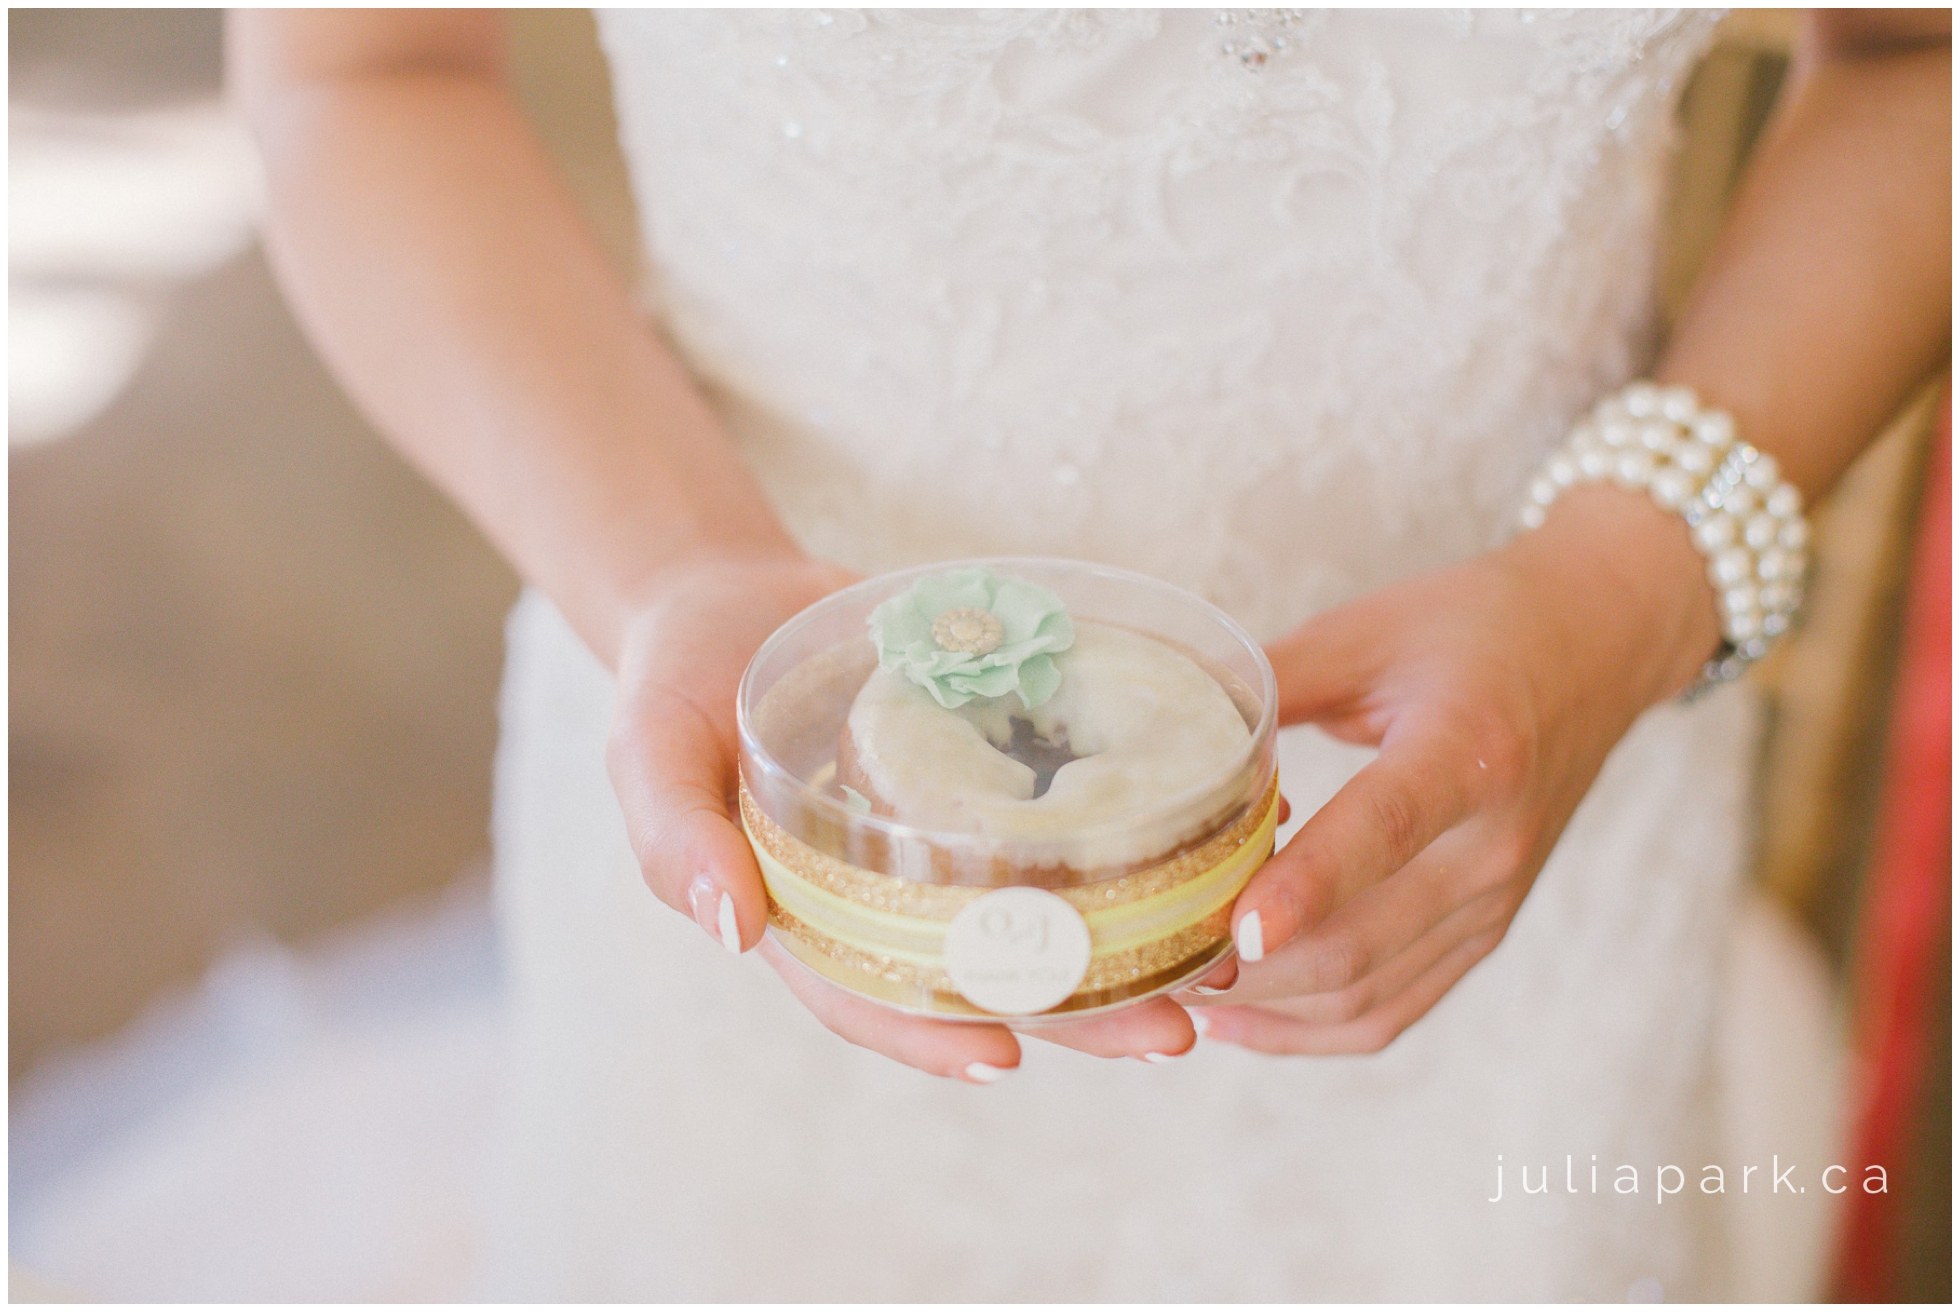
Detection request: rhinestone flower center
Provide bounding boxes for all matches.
[931,606,1004,655]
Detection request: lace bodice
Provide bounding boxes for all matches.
[598,8,1720,641]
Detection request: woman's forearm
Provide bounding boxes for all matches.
[1533,11,1949,703]
[229,11,797,669]
[1656,11,1950,499]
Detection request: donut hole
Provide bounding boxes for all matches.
[994,716,1082,799]
[836,622,1255,857]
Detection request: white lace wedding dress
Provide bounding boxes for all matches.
[486,10,1840,1300]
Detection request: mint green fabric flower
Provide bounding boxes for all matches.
[867,567,1075,709]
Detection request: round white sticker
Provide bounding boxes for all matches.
[944,887,1093,1016]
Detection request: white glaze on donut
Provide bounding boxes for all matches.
[841,622,1251,857]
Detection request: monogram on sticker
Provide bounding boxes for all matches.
[944,887,1093,1016]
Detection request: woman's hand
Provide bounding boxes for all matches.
[606,554,1201,1080]
[1181,8,1948,1054]
[1183,486,1721,1054]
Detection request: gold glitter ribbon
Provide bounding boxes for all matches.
[740,779,1278,1017]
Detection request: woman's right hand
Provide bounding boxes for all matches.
[605,554,1201,1080]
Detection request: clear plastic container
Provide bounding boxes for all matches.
[737,558,1278,1021]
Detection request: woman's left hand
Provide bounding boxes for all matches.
[1181,485,1722,1054]
[1181,8,1952,1054]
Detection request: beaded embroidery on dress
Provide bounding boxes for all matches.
[484,9,1839,1300]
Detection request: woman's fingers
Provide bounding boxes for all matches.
[759,938,1024,1081]
[1264,607,1381,727]
[1231,729,1477,965]
[1217,879,1512,1021]
[765,940,1197,1072]
[606,682,766,952]
[1194,927,1506,1056]
[1223,824,1503,1004]
[606,557,860,953]
[1177,951,1240,998]
[1017,995,1199,1062]
[763,934,1197,1074]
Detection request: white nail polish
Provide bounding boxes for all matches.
[1189,1011,1211,1037]
[964,1062,1011,1084]
[1142,1051,1179,1064]
[717,891,742,955]
[686,877,720,945]
[1237,910,1265,963]
[1190,983,1229,996]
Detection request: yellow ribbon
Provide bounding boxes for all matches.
[741,783,1277,1016]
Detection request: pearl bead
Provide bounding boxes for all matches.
[1724,607,1771,643]
[1672,441,1715,477]
[1692,513,1737,552]
[1519,387,1809,699]
[1638,421,1679,455]
[1744,513,1780,552]
[1718,484,1758,518]
[1649,467,1694,510]
[1612,450,1655,489]
[1692,412,1735,449]
[1721,586,1758,617]
[1658,385,1699,423]
[1723,609,1764,644]
[1710,546,1754,588]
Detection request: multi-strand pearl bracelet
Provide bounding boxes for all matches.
[1518,381,1811,698]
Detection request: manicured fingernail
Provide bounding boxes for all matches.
[1190,954,1238,995]
[686,876,715,935]
[688,876,741,954]
[963,1062,1012,1084]
[1140,1050,1181,1063]
[1237,910,1265,963]
[1189,1011,1211,1037]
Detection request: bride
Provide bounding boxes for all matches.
[231,8,1947,1300]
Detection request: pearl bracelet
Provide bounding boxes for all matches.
[1517,381,1810,699]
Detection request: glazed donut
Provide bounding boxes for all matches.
[838,621,1251,856]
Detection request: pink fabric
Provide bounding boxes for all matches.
[1836,390,1951,1302]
